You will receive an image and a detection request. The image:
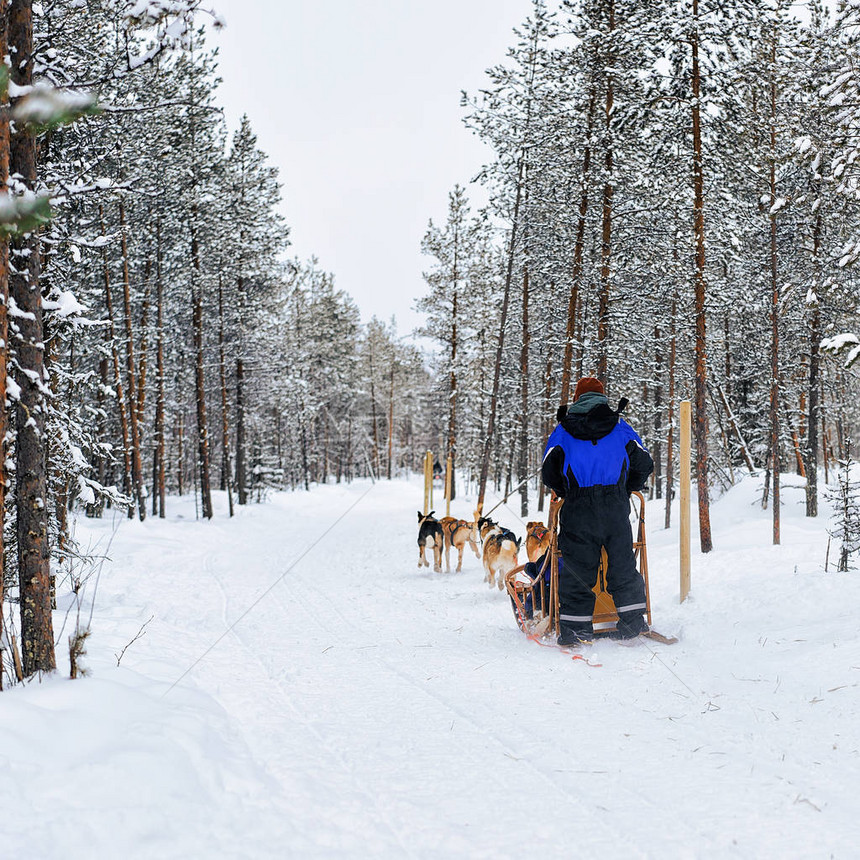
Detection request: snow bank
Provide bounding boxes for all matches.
[0,668,283,859]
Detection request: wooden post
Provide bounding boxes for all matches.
[445,454,452,517]
[423,451,432,515]
[680,400,692,603]
[548,495,562,636]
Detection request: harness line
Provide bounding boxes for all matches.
[161,481,376,698]
[479,465,543,520]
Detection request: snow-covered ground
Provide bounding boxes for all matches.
[3,473,860,859]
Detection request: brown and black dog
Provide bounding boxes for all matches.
[439,516,481,573]
[417,511,444,572]
[525,521,551,563]
[479,518,521,590]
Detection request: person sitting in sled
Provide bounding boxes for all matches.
[508,548,554,627]
[541,376,654,645]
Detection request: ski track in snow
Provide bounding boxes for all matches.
[3,475,860,858]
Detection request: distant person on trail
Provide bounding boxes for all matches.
[541,376,654,645]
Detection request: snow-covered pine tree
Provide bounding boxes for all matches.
[418,185,486,502]
[827,443,860,571]
[0,0,230,680]
[277,260,360,487]
[461,0,560,514]
[0,0,395,685]
[812,2,860,490]
[225,115,290,505]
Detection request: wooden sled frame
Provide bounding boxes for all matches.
[505,491,652,639]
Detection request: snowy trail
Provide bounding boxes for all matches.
[194,484,670,858]
[4,474,860,858]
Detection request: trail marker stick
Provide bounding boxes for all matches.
[445,454,452,517]
[680,400,691,603]
[423,451,433,515]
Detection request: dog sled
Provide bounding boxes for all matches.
[504,492,677,645]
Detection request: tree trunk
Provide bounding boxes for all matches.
[597,10,615,385]
[791,430,806,477]
[822,380,830,485]
[10,0,55,674]
[575,287,587,380]
[93,353,108,516]
[190,221,213,520]
[118,201,146,520]
[690,0,713,552]
[560,87,597,404]
[768,33,780,546]
[177,411,184,496]
[653,325,663,499]
[0,0,9,686]
[43,317,62,609]
[477,154,525,515]
[235,352,247,504]
[836,377,846,460]
[100,205,133,508]
[300,417,310,490]
[665,296,677,530]
[346,416,353,483]
[537,352,553,513]
[518,261,530,517]
[136,259,150,425]
[217,272,234,516]
[715,383,756,472]
[804,211,822,517]
[387,364,394,480]
[447,287,457,501]
[322,416,329,484]
[153,215,166,517]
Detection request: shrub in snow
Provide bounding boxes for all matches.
[826,447,860,571]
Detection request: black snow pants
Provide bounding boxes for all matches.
[557,485,646,636]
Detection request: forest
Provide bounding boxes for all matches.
[2,0,860,682]
[0,0,434,681]
[418,0,860,548]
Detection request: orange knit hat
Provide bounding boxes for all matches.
[573,376,604,401]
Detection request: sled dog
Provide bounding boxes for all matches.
[417,511,444,573]
[482,529,521,590]
[525,521,551,563]
[478,516,500,543]
[439,517,481,573]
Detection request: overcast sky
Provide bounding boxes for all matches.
[208,0,530,335]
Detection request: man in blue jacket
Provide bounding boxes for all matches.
[542,377,654,645]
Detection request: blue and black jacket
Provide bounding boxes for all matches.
[541,392,653,498]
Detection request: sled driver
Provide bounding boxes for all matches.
[541,376,654,645]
